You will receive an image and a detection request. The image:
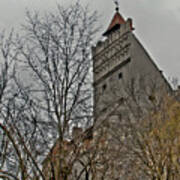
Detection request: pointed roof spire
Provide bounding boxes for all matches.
[114,0,119,12]
[103,0,126,36]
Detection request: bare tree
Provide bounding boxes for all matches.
[0,31,24,179]
[98,76,176,180]
[126,95,180,180]
[0,1,99,179]
[85,74,172,179]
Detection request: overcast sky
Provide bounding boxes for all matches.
[0,0,180,84]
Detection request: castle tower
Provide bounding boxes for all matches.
[92,5,172,179]
[92,6,171,127]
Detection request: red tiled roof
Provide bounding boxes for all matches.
[103,12,126,36]
[107,12,125,31]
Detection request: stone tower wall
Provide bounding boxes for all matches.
[92,15,172,179]
[93,19,171,124]
[93,19,132,117]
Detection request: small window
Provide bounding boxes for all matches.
[102,84,107,91]
[118,72,123,79]
[148,95,156,102]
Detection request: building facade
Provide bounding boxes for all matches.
[92,7,171,179]
[93,7,171,124]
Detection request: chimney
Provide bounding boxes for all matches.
[127,18,135,31]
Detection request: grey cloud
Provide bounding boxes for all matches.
[0,0,179,81]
